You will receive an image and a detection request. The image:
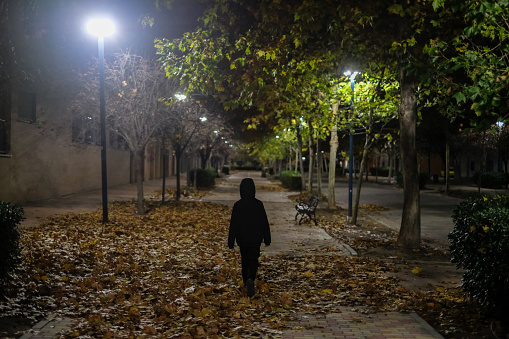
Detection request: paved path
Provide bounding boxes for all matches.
[17,171,443,338]
[204,172,443,338]
[201,172,353,257]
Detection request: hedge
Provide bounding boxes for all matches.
[280,170,302,190]
[0,202,24,295]
[449,195,509,319]
[188,168,216,188]
[472,171,506,189]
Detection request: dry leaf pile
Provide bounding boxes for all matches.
[0,200,491,337]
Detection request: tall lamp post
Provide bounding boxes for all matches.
[87,18,115,223]
[344,70,359,221]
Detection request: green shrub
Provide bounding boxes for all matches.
[472,171,505,189]
[396,172,429,189]
[0,202,24,295]
[222,165,230,175]
[280,170,302,190]
[206,167,218,178]
[449,195,509,317]
[369,167,390,177]
[189,168,216,188]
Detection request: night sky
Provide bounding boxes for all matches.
[32,0,206,65]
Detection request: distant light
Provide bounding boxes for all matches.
[87,18,115,38]
[175,94,186,101]
[200,117,207,122]
[276,135,279,138]
[497,121,504,129]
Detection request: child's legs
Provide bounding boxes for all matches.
[240,246,261,282]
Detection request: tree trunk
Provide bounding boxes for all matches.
[445,141,450,195]
[352,104,374,225]
[505,160,509,189]
[307,131,314,192]
[294,146,299,172]
[478,130,487,194]
[176,149,182,200]
[162,139,167,203]
[134,148,145,215]
[193,156,198,190]
[317,137,322,196]
[328,102,339,209]
[297,128,305,190]
[352,138,369,225]
[396,68,421,249]
[387,154,393,183]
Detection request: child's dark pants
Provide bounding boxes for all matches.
[240,246,260,284]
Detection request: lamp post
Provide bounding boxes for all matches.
[87,18,115,223]
[344,70,359,221]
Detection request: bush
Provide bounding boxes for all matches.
[369,167,391,177]
[280,170,302,190]
[222,166,230,175]
[206,167,218,178]
[396,172,429,189]
[472,171,506,189]
[188,168,216,188]
[449,195,509,318]
[0,202,24,295]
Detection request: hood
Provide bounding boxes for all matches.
[240,178,256,199]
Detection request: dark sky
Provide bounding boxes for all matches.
[36,0,206,64]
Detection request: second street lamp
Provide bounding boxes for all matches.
[344,70,359,222]
[87,18,115,223]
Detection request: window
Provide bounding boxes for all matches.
[18,87,36,123]
[0,85,11,154]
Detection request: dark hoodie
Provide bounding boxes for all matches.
[228,178,271,248]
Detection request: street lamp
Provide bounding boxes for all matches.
[87,18,115,223]
[344,70,359,221]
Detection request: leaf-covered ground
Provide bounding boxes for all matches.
[0,199,501,338]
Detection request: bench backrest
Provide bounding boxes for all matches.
[309,196,319,207]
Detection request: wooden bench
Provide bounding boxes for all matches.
[295,195,319,225]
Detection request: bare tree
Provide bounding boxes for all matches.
[73,51,179,215]
[160,96,207,200]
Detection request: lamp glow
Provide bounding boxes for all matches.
[87,18,115,38]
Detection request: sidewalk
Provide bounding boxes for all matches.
[17,171,443,338]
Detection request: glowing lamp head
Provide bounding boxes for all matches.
[87,18,115,38]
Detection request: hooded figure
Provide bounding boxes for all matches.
[228,178,271,297]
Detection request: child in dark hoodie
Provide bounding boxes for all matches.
[228,178,271,297]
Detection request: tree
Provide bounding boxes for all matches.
[161,95,207,199]
[73,51,179,215]
[340,69,399,225]
[428,0,509,122]
[157,0,457,248]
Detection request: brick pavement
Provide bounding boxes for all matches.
[18,314,74,339]
[281,310,442,339]
[18,171,443,338]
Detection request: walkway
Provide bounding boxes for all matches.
[204,171,442,338]
[17,171,443,338]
